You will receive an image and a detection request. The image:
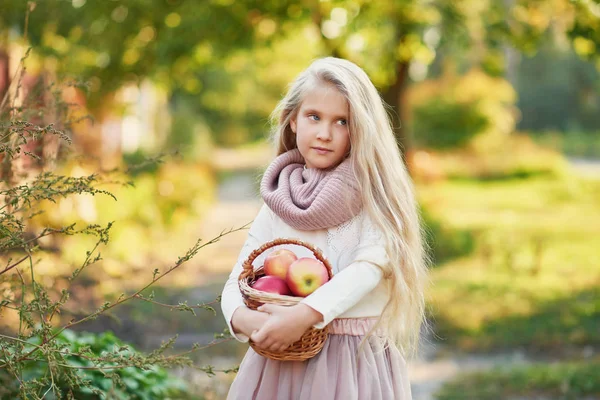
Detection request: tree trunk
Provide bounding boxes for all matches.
[502,0,519,90]
[381,60,414,170]
[0,49,9,106]
[0,48,12,183]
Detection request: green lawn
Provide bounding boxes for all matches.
[418,175,600,353]
[436,359,600,400]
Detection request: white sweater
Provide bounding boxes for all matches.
[221,203,390,342]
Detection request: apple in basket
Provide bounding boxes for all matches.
[286,258,329,297]
[263,249,298,280]
[252,276,292,295]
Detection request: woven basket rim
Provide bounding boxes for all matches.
[237,238,333,361]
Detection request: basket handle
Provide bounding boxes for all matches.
[239,238,333,282]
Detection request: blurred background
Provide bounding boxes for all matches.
[1,0,599,399]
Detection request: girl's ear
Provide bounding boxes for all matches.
[290,117,297,133]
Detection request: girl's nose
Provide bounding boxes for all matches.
[316,125,332,141]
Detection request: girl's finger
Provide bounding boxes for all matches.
[257,304,277,314]
[250,328,266,343]
[277,344,289,352]
[269,342,282,352]
[260,338,274,350]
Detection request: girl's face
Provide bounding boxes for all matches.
[290,83,351,170]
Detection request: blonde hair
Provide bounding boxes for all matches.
[268,57,429,358]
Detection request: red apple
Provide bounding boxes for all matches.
[286,258,329,297]
[263,249,298,280]
[252,276,292,295]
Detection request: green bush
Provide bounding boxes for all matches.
[0,329,190,400]
[409,68,516,152]
[413,97,490,149]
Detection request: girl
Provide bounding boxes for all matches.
[221,57,428,400]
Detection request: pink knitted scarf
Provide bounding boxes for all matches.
[260,148,362,230]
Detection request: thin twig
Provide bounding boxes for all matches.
[165,338,233,361]
[0,333,34,346]
[0,333,108,367]
[0,347,25,391]
[133,294,219,310]
[0,254,30,276]
[8,224,250,366]
[0,46,30,112]
[23,2,34,42]
[0,226,96,277]
[41,362,56,399]
[0,225,62,251]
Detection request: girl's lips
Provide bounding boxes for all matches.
[312,147,332,155]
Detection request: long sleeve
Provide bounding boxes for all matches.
[300,215,389,328]
[221,203,272,342]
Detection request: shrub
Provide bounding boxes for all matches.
[413,97,489,149]
[0,329,190,400]
[409,68,517,152]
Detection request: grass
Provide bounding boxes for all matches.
[418,175,600,354]
[531,131,600,159]
[435,359,600,400]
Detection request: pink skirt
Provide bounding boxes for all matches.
[226,318,412,400]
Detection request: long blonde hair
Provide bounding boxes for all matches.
[269,57,429,358]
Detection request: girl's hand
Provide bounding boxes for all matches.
[250,304,324,353]
[231,306,270,338]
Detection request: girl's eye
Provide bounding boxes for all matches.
[308,114,320,121]
[338,119,347,126]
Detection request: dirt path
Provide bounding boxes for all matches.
[569,157,600,179]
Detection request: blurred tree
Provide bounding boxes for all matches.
[297,0,468,155]
[565,0,600,64]
[0,0,294,152]
[517,41,600,132]
[304,0,600,155]
[475,0,600,134]
[0,0,283,109]
[1,0,599,153]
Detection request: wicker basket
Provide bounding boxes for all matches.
[238,238,333,361]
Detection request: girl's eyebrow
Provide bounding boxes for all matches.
[303,108,348,120]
